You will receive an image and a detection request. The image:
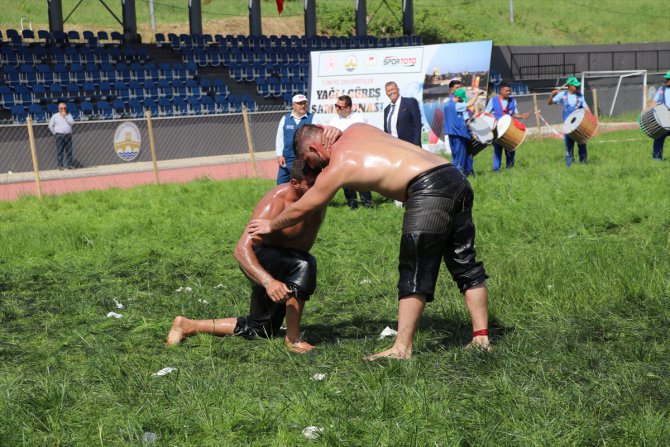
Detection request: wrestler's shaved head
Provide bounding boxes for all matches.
[293,124,323,158]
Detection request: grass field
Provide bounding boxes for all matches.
[2,0,669,45]
[1,129,670,445]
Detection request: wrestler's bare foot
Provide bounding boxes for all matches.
[285,337,315,354]
[465,336,492,352]
[166,316,189,346]
[364,346,412,361]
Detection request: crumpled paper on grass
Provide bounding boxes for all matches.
[106,311,123,319]
[379,326,398,339]
[302,426,323,440]
[152,367,177,377]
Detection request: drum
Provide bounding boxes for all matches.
[638,104,670,139]
[495,114,527,151]
[466,113,496,156]
[563,109,599,144]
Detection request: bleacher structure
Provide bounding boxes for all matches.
[0,28,422,124]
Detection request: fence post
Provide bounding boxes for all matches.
[592,89,599,118]
[26,116,43,200]
[532,93,541,132]
[144,109,160,185]
[242,104,259,178]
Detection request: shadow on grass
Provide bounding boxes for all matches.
[302,314,514,351]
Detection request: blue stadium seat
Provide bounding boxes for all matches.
[172,97,188,115]
[200,96,216,114]
[67,103,81,121]
[37,29,51,44]
[46,103,59,115]
[66,83,81,98]
[96,100,113,119]
[15,85,32,105]
[11,105,27,124]
[97,31,109,43]
[83,82,96,100]
[80,101,95,120]
[155,33,167,47]
[127,98,144,118]
[214,94,228,113]
[67,30,81,44]
[157,97,173,116]
[99,81,113,98]
[186,96,201,115]
[157,80,172,98]
[112,99,126,118]
[143,98,159,116]
[48,84,64,102]
[110,31,123,46]
[32,84,47,102]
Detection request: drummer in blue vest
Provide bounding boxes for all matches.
[275,94,313,184]
[444,87,482,175]
[651,70,670,160]
[548,76,593,167]
[485,83,529,171]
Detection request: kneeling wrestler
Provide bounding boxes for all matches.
[167,160,325,353]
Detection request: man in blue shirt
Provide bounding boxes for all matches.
[485,83,529,171]
[651,71,670,160]
[444,88,481,175]
[548,76,593,167]
[275,94,313,184]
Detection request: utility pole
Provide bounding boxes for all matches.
[509,0,514,23]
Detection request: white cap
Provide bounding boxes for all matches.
[292,94,308,103]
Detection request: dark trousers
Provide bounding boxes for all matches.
[56,134,73,168]
[564,136,587,167]
[653,134,666,160]
[343,188,372,209]
[492,143,515,171]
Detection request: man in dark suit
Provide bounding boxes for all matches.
[383,81,422,147]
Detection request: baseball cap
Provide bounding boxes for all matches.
[454,88,468,102]
[565,76,582,87]
[292,94,308,103]
[664,70,670,79]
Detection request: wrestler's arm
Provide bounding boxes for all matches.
[250,170,340,235]
[234,196,293,303]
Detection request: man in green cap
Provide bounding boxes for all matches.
[548,76,593,167]
[650,71,670,160]
[443,83,483,175]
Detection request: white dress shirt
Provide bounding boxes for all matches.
[329,111,366,132]
[387,96,402,138]
[48,113,75,135]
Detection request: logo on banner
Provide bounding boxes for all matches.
[344,55,358,72]
[113,122,141,161]
[383,55,418,68]
[366,54,377,70]
[326,56,337,73]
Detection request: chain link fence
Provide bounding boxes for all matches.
[0,106,287,177]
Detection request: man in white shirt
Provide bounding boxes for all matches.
[275,94,313,184]
[48,102,75,170]
[329,95,371,209]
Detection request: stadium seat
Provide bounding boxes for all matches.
[201,96,216,114]
[96,100,113,119]
[127,98,144,118]
[48,84,64,102]
[112,99,126,118]
[28,104,46,123]
[214,94,229,113]
[155,33,166,47]
[37,29,51,44]
[32,84,47,102]
[66,103,81,121]
[186,96,201,115]
[172,97,188,115]
[157,97,173,116]
[11,105,27,124]
[80,101,95,120]
[98,81,113,99]
[83,82,96,100]
[143,98,159,117]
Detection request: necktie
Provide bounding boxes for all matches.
[386,102,395,133]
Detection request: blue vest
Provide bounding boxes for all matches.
[658,85,668,107]
[282,112,313,160]
[443,98,470,139]
[491,96,516,119]
[560,92,585,121]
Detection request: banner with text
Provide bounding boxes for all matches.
[309,41,493,148]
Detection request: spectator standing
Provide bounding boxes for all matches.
[383,81,422,147]
[48,102,75,170]
[275,94,313,184]
[329,95,371,209]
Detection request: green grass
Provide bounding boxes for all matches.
[1,129,670,445]
[2,0,669,45]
